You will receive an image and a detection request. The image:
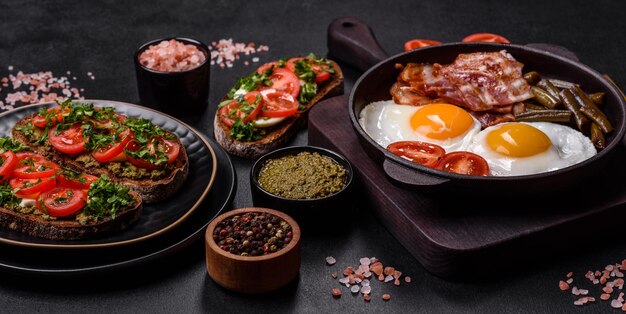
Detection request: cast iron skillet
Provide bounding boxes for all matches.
[328,17,626,195]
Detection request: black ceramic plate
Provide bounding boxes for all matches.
[0,101,216,248]
[0,136,235,276]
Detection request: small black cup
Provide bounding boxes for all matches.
[250,146,354,230]
[134,37,210,117]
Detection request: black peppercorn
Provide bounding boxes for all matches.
[213,212,293,256]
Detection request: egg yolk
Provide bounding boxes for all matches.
[487,123,552,157]
[410,103,474,140]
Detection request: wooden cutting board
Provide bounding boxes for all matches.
[308,94,626,279]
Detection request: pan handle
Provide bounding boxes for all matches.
[382,158,450,190]
[327,17,389,72]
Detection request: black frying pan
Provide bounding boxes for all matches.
[327,17,626,194]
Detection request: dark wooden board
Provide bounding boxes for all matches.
[308,94,626,279]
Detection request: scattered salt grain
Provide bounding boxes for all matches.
[326,256,336,266]
[360,285,371,295]
[1,70,86,109]
[331,288,342,298]
[8,66,13,71]
[208,39,268,69]
[326,256,408,304]
[611,299,623,309]
[360,257,371,266]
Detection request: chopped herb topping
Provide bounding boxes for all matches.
[60,168,87,184]
[226,70,272,101]
[0,136,29,154]
[0,184,21,209]
[230,119,264,141]
[83,175,135,221]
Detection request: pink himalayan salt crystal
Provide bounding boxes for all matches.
[139,39,206,72]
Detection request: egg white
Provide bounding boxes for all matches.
[468,122,597,176]
[359,100,481,152]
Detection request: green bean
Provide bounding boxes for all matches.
[531,86,560,109]
[559,89,590,133]
[514,110,572,123]
[522,101,548,111]
[537,79,562,106]
[571,85,613,133]
[590,123,606,150]
[588,92,605,106]
[523,71,541,85]
[549,78,579,90]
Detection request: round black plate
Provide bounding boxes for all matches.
[0,134,235,275]
[0,101,216,248]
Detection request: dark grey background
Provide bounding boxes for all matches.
[1,0,625,313]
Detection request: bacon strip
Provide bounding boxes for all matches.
[395,51,534,112]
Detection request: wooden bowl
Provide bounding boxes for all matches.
[205,207,301,294]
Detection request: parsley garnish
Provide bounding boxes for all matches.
[0,184,21,208]
[124,118,171,144]
[60,168,87,184]
[226,70,272,100]
[0,136,29,154]
[83,175,134,220]
[230,119,264,141]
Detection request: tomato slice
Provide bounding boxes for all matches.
[124,137,178,170]
[10,176,57,198]
[266,68,300,98]
[219,92,263,127]
[462,33,510,44]
[403,39,443,51]
[49,124,86,155]
[12,152,60,179]
[125,140,159,170]
[259,89,299,118]
[314,69,331,84]
[39,187,87,217]
[219,100,239,127]
[287,57,332,84]
[92,129,134,163]
[387,141,445,168]
[0,151,18,181]
[162,139,180,164]
[285,58,304,73]
[256,61,278,75]
[435,152,490,176]
[31,106,70,128]
[56,173,98,190]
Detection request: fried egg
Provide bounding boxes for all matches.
[359,101,481,152]
[469,122,597,176]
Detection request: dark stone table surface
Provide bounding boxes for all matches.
[1,0,625,312]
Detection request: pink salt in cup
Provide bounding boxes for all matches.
[134,37,210,117]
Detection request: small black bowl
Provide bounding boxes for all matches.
[134,37,210,117]
[250,146,354,228]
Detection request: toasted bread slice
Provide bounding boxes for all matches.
[214,59,344,159]
[11,117,189,204]
[0,191,143,241]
